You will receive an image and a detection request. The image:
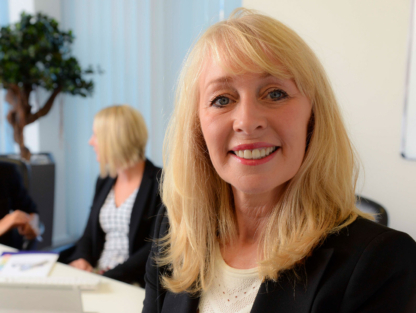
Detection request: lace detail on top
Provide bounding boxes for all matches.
[199,245,262,313]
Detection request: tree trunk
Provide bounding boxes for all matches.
[5,86,31,161]
[4,86,61,161]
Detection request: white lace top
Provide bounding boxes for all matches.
[198,245,262,313]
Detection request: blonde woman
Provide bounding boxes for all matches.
[142,9,416,313]
[67,105,161,286]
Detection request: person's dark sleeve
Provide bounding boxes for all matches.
[9,164,37,214]
[142,205,167,313]
[104,184,162,285]
[339,230,416,313]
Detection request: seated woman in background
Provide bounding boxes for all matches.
[67,105,161,286]
[142,9,416,313]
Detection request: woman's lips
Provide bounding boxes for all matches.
[230,146,280,165]
[231,142,276,151]
[232,146,278,160]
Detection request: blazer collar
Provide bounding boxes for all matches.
[128,159,156,253]
[90,178,115,245]
[161,247,334,313]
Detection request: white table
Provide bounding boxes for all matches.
[0,244,145,313]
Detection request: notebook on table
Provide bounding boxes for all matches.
[0,251,58,277]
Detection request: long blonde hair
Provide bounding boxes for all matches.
[159,8,368,294]
[94,104,148,177]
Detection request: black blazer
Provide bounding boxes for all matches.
[143,206,416,313]
[0,161,37,248]
[68,159,161,286]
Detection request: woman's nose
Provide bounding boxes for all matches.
[88,135,94,146]
[232,97,267,134]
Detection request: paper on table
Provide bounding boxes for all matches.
[0,252,58,277]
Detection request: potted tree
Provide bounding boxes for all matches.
[0,12,95,249]
[0,12,94,160]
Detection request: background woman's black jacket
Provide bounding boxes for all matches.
[0,161,37,248]
[67,159,161,286]
[143,206,416,313]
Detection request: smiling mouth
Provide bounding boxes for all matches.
[231,146,279,160]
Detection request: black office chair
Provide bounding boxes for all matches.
[0,156,31,191]
[355,195,388,226]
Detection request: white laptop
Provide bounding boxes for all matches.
[0,285,84,313]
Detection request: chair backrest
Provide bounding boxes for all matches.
[355,195,388,226]
[0,156,31,191]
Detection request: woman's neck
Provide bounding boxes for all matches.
[116,160,145,184]
[232,186,283,244]
[220,186,283,269]
[112,160,146,208]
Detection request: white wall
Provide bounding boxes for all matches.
[403,1,416,160]
[8,0,34,21]
[243,0,416,239]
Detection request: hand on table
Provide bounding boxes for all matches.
[69,258,93,272]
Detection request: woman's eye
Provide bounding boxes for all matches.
[212,96,230,107]
[268,89,287,100]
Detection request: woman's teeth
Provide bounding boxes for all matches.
[234,147,278,160]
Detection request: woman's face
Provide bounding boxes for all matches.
[88,127,100,162]
[198,58,312,199]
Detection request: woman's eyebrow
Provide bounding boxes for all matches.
[204,73,290,92]
[261,73,288,84]
[205,76,234,88]
[260,73,272,78]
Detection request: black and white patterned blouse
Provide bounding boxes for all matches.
[97,187,139,271]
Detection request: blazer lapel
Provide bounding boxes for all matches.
[161,291,200,313]
[90,178,115,255]
[128,160,154,253]
[251,248,334,313]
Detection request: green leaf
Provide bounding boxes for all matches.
[0,12,99,96]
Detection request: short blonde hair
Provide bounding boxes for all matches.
[93,105,147,177]
[160,8,369,294]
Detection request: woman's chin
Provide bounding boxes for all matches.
[230,180,285,199]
